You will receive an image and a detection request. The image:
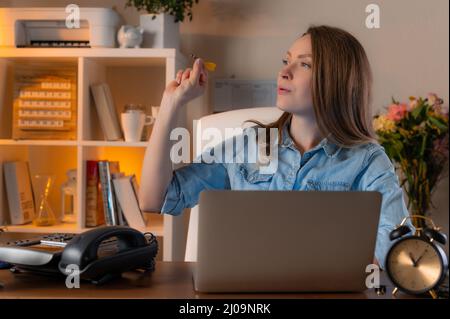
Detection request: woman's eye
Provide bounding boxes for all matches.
[282,59,310,69]
[301,62,311,69]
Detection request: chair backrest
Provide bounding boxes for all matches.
[185,107,283,261]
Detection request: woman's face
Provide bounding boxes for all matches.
[276,35,314,116]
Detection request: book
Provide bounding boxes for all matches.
[90,82,123,141]
[111,171,128,226]
[85,160,105,227]
[130,174,140,200]
[98,161,120,226]
[3,161,35,225]
[109,162,121,224]
[113,175,146,232]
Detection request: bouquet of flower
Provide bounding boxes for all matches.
[373,93,449,228]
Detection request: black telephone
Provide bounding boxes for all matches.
[0,226,158,284]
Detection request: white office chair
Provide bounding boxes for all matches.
[185,106,283,261]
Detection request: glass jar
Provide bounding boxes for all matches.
[33,174,57,226]
[61,169,77,224]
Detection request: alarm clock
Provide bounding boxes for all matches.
[386,215,448,299]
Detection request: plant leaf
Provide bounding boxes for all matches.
[429,116,448,132]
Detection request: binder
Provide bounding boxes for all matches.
[3,161,35,225]
[112,175,146,232]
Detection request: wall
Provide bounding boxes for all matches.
[3,0,447,107]
[0,0,448,252]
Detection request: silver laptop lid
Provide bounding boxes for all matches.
[194,190,382,293]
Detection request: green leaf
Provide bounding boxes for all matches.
[419,134,427,157]
[429,116,448,132]
[126,0,199,22]
[411,104,425,119]
[398,128,410,138]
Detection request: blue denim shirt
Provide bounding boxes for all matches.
[161,120,412,268]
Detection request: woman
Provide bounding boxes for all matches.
[140,25,411,268]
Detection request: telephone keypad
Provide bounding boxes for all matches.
[6,233,77,247]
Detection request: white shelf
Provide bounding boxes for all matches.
[0,48,189,261]
[5,223,83,234]
[0,139,148,147]
[4,222,164,237]
[81,141,148,147]
[0,139,78,146]
[0,48,179,59]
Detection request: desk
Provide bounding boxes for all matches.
[0,261,408,299]
[0,232,414,299]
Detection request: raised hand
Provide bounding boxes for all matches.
[162,58,208,108]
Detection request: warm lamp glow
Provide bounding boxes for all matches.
[94,147,146,185]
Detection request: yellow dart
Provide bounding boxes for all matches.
[204,61,217,72]
[191,54,216,72]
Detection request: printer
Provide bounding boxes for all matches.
[0,7,120,48]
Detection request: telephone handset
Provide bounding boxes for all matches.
[0,226,158,284]
[59,226,157,283]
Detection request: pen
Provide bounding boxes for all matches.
[190,53,216,72]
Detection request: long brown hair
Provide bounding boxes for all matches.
[247,25,375,147]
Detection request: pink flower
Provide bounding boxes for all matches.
[427,93,440,106]
[427,93,446,116]
[409,97,418,110]
[387,103,409,121]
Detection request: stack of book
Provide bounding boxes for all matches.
[85,160,147,231]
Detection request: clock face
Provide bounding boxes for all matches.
[387,237,444,294]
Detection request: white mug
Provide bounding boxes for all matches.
[121,111,154,142]
[151,106,160,119]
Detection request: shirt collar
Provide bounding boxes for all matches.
[279,119,341,158]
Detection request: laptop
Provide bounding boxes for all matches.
[193,190,382,293]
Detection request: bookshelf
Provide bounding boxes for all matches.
[0,48,189,261]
